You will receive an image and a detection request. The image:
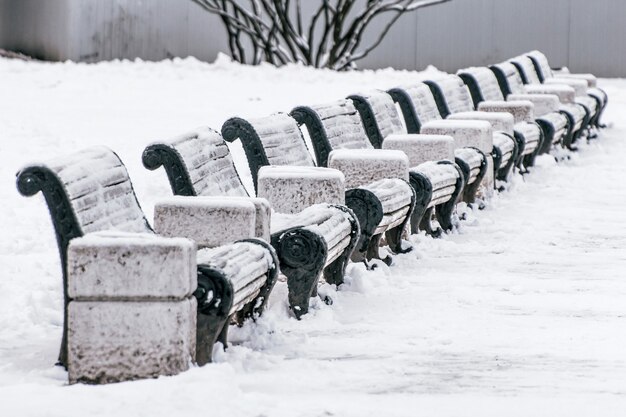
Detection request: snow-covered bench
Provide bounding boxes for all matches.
[526,50,607,129]
[425,75,544,173]
[509,54,599,135]
[16,147,279,383]
[457,67,569,157]
[222,114,415,266]
[387,84,489,203]
[347,91,465,235]
[423,76,525,178]
[490,62,587,150]
[143,127,359,318]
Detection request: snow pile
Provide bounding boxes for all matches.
[2,56,626,416]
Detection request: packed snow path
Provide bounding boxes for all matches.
[1,57,625,416]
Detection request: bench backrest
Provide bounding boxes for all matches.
[424,76,476,117]
[526,50,553,82]
[348,90,407,149]
[509,55,542,85]
[17,146,152,271]
[387,84,443,134]
[143,127,250,198]
[221,113,315,191]
[457,67,506,106]
[490,62,527,96]
[291,99,373,167]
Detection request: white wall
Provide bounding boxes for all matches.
[1,0,625,76]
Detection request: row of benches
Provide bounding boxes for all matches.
[17,50,608,384]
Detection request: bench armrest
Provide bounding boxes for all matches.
[544,78,588,97]
[154,196,258,248]
[327,149,409,189]
[477,100,534,124]
[68,232,197,300]
[507,93,560,117]
[381,134,455,167]
[447,111,515,136]
[524,84,576,104]
[421,119,493,154]
[257,166,345,214]
[551,72,597,88]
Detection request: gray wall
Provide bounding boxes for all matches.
[1,0,625,76]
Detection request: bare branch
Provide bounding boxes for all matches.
[191,0,452,69]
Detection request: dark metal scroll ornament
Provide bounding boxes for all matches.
[348,94,385,148]
[435,161,465,231]
[236,238,280,321]
[510,61,530,85]
[423,80,452,118]
[558,109,578,150]
[527,55,546,82]
[142,144,197,196]
[574,104,592,144]
[387,88,423,134]
[194,265,234,365]
[290,106,334,167]
[455,148,488,205]
[408,171,434,234]
[521,124,543,169]
[587,95,604,129]
[221,117,270,193]
[16,166,84,369]
[271,228,328,319]
[491,141,504,176]
[458,73,486,108]
[385,180,416,254]
[498,137,519,180]
[536,119,557,155]
[322,205,360,288]
[344,188,384,263]
[489,65,513,97]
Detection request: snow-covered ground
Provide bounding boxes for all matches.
[1,55,626,416]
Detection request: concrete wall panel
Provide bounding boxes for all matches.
[1,0,625,76]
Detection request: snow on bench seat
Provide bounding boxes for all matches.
[272,203,355,265]
[197,241,276,316]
